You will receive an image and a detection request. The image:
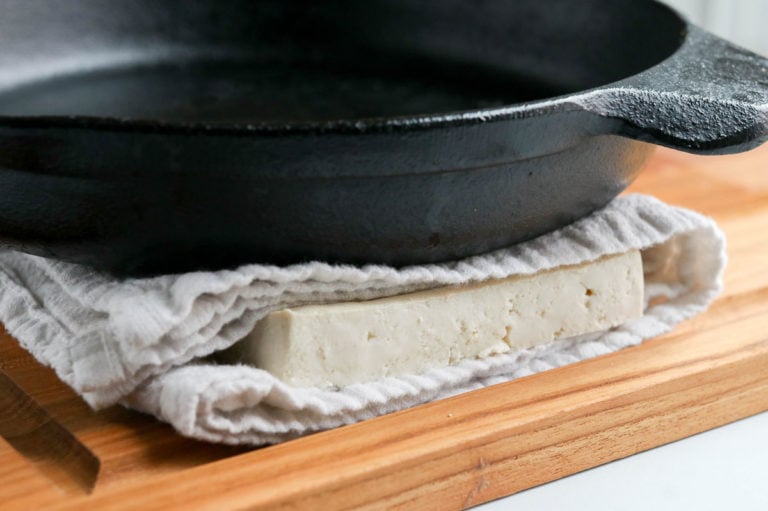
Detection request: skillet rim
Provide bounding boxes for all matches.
[0,0,687,136]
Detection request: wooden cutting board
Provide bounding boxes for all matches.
[3,145,768,510]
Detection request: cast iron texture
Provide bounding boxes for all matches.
[0,0,766,275]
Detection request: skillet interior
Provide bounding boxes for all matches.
[0,0,685,125]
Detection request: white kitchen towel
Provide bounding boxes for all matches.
[0,194,725,445]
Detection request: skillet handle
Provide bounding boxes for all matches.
[580,26,768,154]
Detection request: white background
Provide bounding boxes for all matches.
[664,0,768,55]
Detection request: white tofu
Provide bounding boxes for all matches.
[231,250,644,387]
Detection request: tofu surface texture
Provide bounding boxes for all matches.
[233,250,644,387]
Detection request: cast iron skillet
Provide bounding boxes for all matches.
[0,0,766,275]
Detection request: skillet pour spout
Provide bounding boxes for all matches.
[0,0,766,275]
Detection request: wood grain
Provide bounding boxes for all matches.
[0,368,99,494]
[3,144,768,510]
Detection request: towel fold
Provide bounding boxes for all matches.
[0,194,726,445]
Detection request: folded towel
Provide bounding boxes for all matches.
[0,194,726,445]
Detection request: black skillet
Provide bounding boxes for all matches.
[0,0,766,276]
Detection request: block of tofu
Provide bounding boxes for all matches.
[231,250,644,388]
